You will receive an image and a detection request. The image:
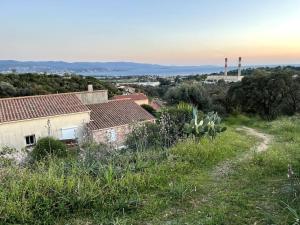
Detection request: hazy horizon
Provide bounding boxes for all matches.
[1,0,300,66]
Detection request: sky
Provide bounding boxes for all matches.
[0,0,300,66]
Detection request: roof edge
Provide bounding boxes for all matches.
[0,90,108,101]
[0,110,91,125]
[88,119,156,131]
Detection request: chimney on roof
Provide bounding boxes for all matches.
[224,58,228,76]
[88,84,93,92]
[238,57,242,77]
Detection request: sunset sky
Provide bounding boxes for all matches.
[0,0,300,66]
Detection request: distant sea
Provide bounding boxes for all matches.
[79,67,226,77]
[0,60,228,77]
[3,60,296,77]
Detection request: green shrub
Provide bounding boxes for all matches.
[141,104,156,116]
[161,102,194,139]
[0,146,17,168]
[126,122,162,151]
[30,137,67,161]
[164,83,211,111]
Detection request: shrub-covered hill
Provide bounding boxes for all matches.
[0,73,120,98]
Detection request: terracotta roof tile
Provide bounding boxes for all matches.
[0,93,89,123]
[112,93,148,101]
[87,100,155,130]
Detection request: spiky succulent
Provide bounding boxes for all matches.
[184,108,226,140]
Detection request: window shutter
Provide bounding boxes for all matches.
[61,127,78,140]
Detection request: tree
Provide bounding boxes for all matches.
[164,83,211,111]
[226,73,300,119]
[141,104,156,116]
[0,81,17,97]
[158,77,171,86]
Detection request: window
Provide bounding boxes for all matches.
[108,129,117,142]
[61,127,78,140]
[25,135,36,146]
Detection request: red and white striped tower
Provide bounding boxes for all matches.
[238,57,242,77]
[224,57,228,76]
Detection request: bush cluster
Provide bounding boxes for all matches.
[164,82,229,115]
[126,103,195,150]
[227,73,300,119]
[30,137,67,161]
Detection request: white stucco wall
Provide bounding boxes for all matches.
[75,90,108,104]
[0,112,90,150]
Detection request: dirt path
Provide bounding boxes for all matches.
[145,126,273,224]
[211,126,272,179]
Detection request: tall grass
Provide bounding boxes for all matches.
[0,156,146,224]
[0,124,254,224]
[142,115,300,225]
[7,114,298,224]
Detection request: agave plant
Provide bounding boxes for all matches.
[184,108,226,140]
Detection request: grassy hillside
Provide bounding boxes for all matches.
[148,115,300,224]
[1,115,300,224]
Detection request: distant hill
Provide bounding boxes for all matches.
[0,73,120,98]
[0,60,224,76]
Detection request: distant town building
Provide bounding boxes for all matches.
[117,85,136,94]
[117,81,160,87]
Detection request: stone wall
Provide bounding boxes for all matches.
[91,124,131,148]
[91,119,156,148]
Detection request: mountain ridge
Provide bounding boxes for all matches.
[0,60,224,76]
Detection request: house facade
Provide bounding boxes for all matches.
[0,93,91,150]
[0,112,90,150]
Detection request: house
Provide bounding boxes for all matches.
[87,99,155,148]
[0,93,91,150]
[112,93,149,105]
[0,86,154,150]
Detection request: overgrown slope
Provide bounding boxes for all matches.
[1,115,299,224]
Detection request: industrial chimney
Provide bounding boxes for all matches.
[238,57,242,77]
[224,58,228,76]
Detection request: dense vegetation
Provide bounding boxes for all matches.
[0,73,119,98]
[227,73,300,119]
[214,65,300,76]
[30,137,68,161]
[164,81,228,115]
[1,114,300,224]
